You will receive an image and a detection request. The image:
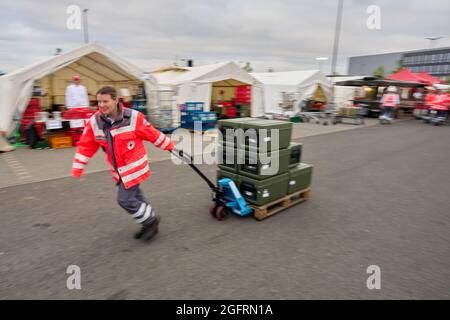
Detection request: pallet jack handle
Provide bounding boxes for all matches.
[170,149,218,191]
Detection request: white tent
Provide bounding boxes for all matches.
[251,70,332,114]
[435,83,450,90]
[152,61,265,117]
[333,86,359,109]
[0,43,159,135]
[327,75,367,84]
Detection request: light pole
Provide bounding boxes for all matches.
[315,57,329,72]
[329,0,344,110]
[82,9,89,44]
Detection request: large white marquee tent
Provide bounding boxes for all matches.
[0,43,158,135]
[152,61,265,117]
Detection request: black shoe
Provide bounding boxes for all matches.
[134,216,160,240]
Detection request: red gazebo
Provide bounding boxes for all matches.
[385,68,430,85]
[386,68,445,86]
[416,72,444,85]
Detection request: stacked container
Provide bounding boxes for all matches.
[235,85,251,104]
[180,102,218,131]
[21,98,41,130]
[234,85,251,118]
[217,118,313,206]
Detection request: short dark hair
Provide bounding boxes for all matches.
[96,86,117,99]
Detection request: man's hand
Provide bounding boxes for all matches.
[71,168,84,179]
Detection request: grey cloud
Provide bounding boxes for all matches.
[1,0,449,74]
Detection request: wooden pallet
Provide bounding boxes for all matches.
[187,129,218,136]
[250,188,311,221]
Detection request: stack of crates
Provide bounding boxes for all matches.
[217,118,313,207]
[48,134,73,149]
[338,106,361,117]
[20,98,41,134]
[180,102,217,131]
[130,100,148,117]
[235,85,251,104]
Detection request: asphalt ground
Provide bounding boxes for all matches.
[0,119,449,299]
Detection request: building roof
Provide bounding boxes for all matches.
[349,46,450,59]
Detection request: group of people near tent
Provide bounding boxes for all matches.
[379,85,449,124]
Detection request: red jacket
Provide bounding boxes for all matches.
[430,93,449,111]
[381,93,400,108]
[425,93,437,107]
[72,106,174,189]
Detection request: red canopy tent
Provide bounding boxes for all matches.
[385,68,431,84]
[416,72,445,85]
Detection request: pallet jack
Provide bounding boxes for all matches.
[170,149,253,220]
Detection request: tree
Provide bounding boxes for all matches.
[242,62,253,73]
[391,59,403,73]
[372,66,385,78]
[445,77,450,85]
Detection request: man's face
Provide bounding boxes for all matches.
[97,94,118,116]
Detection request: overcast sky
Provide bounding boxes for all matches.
[1,0,450,74]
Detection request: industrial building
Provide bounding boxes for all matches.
[348,47,450,79]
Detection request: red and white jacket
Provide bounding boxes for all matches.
[425,93,437,107]
[430,93,450,111]
[381,93,400,108]
[71,106,174,189]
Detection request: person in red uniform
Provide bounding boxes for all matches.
[430,89,450,119]
[71,86,174,241]
[379,86,400,121]
[424,87,438,118]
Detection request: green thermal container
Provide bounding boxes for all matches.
[239,173,289,206]
[217,168,240,186]
[288,142,303,168]
[239,119,293,151]
[239,146,290,180]
[217,118,258,147]
[287,163,313,194]
[217,143,242,172]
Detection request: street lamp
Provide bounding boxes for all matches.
[315,57,329,72]
[82,9,89,44]
[329,0,344,111]
[425,37,444,49]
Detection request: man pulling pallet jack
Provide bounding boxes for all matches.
[71,86,174,241]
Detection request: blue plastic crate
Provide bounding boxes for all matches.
[185,102,204,108]
[183,102,204,112]
[180,121,216,131]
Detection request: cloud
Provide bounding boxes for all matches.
[1,0,449,74]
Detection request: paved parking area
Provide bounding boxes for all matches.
[1,119,449,299]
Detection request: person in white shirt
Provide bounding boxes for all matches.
[65,75,89,109]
